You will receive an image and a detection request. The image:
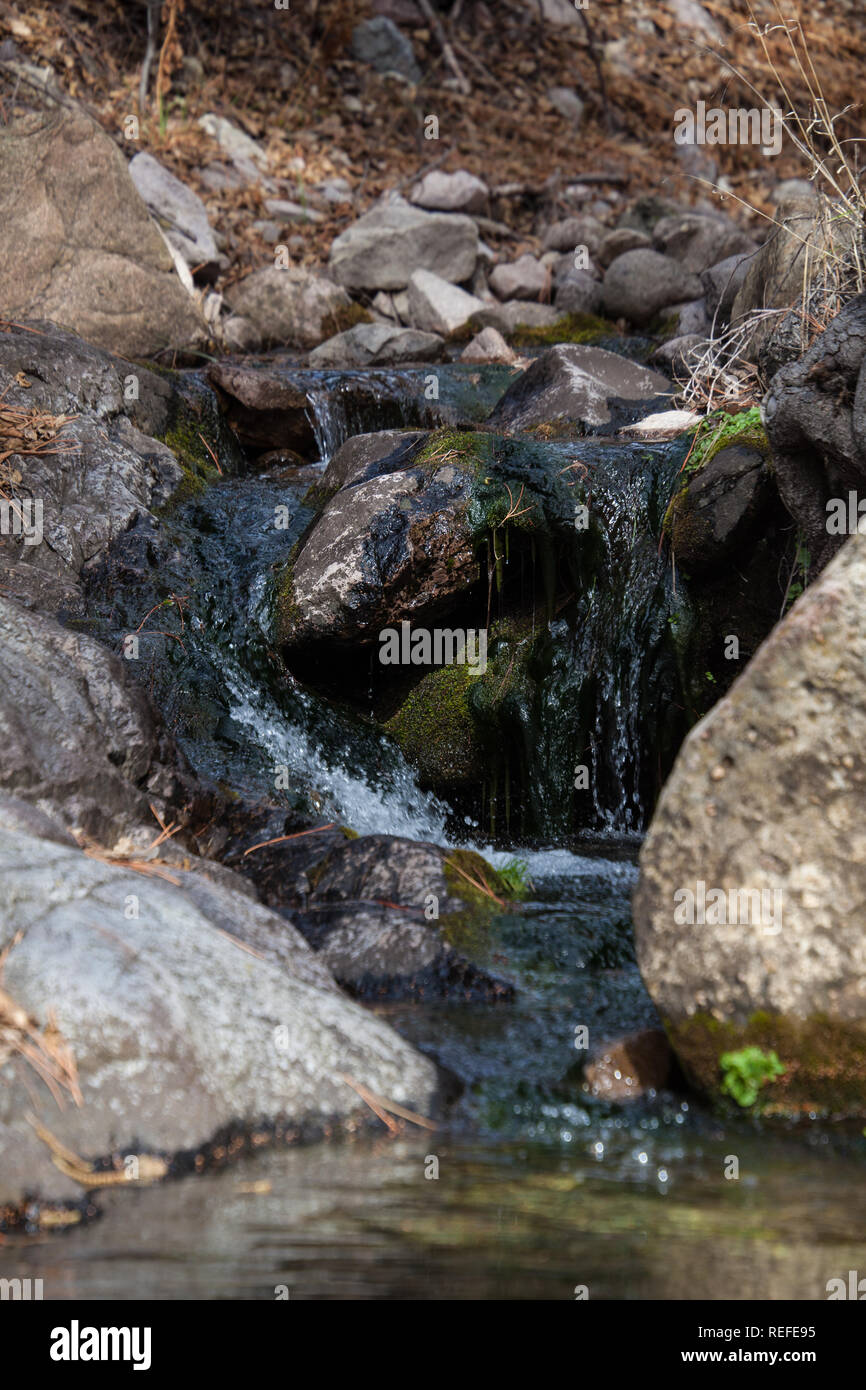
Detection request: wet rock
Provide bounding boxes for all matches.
[207,361,312,453]
[407,269,485,335]
[309,322,444,368]
[0,596,189,850]
[460,327,516,364]
[279,455,479,651]
[351,16,421,83]
[410,169,488,215]
[319,429,428,493]
[763,292,866,571]
[128,151,220,275]
[487,344,671,432]
[0,321,216,612]
[330,196,478,292]
[290,836,514,1000]
[489,253,550,302]
[0,100,204,357]
[583,1028,672,1100]
[652,212,757,274]
[601,250,703,327]
[633,531,866,1116]
[667,444,773,573]
[224,266,352,350]
[0,816,438,1207]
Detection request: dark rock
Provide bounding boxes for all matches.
[320,429,427,493]
[669,445,772,574]
[583,1028,672,1100]
[763,292,866,571]
[487,344,671,432]
[287,835,515,1000]
[279,454,480,651]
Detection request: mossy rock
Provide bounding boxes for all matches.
[385,662,483,784]
[509,312,617,348]
[667,1011,866,1118]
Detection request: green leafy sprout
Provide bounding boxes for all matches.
[719,1047,785,1108]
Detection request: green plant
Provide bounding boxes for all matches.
[684,407,767,476]
[719,1046,785,1107]
[497,857,533,900]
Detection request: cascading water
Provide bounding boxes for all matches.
[39,357,858,1303]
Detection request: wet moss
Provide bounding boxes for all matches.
[385,663,482,784]
[667,1011,866,1117]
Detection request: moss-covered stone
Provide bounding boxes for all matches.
[509,312,617,348]
[667,1010,866,1118]
[386,663,482,784]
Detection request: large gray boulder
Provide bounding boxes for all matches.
[601,249,703,327]
[633,531,866,1115]
[0,818,438,1209]
[328,197,479,291]
[224,266,352,349]
[0,595,186,850]
[0,321,201,614]
[487,344,671,432]
[0,100,204,357]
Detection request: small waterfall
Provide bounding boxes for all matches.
[478,435,686,841]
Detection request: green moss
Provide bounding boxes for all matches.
[509,312,616,347]
[685,407,769,476]
[413,428,486,471]
[154,393,228,512]
[667,1011,866,1118]
[325,302,373,335]
[339,825,359,840]
[386,663,481,784]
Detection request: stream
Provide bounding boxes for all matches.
[5,356,866,1301]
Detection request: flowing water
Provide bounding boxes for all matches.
[5,360,866,1300]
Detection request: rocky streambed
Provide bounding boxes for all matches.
[0,282,865,1298]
